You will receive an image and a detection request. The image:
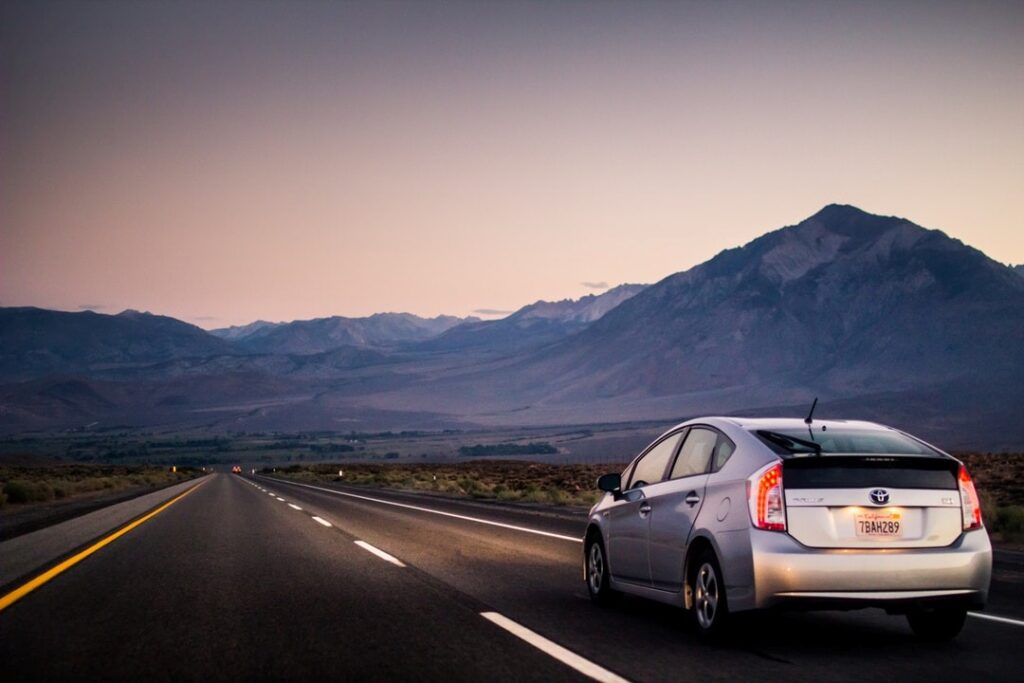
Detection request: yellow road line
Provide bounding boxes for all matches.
[0,477,208,613]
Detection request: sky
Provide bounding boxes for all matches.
[1,1,1022,328]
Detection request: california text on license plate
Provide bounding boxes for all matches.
[855,511,902,537]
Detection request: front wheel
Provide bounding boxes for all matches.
[906,607,967,641]
[585,536,619,604]
[690,549,729,637]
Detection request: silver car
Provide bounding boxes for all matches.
[584,417,992,640]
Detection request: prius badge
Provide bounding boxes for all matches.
[869,488,890,505]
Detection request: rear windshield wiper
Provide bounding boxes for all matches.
[756,430,823,456]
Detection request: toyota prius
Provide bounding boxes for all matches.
[584,417,992,640]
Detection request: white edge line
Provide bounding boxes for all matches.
[259,477,582,543]
[288,503,302,511]
[481,612,629,683]
[312,516,332,527]
[969,612,1024,627]
[354,540,406,567]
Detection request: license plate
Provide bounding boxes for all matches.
[855,511,902,537]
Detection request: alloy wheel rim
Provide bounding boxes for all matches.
[695,562,718,628]
[588,543,604,594]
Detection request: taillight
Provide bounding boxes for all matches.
[958,465,982,530]
[747,462,786,531]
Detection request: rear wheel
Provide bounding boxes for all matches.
[585,535,618,604]
[906,607,967,641]
[690,548,729,637]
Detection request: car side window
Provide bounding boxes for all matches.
[712,434,736,472]
[670,427,717,479]
[627,432,684,489]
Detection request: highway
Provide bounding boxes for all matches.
[2,473,1022,682]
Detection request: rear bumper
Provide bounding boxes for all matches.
[749,528,992,611]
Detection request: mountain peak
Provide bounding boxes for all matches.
[807,203,871,220]
[798,204,919,237]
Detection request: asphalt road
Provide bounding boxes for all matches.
[2,473,1022,682]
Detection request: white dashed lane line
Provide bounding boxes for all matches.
[480,612,629,683]
[276,497,286,502]
[312,516,332,527]
[288,503,302,511]
[354,540,406,567]
[969,612,1024,627]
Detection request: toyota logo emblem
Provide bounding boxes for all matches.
[869,488,890,505]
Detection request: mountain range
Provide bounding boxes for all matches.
[212,312,472,354]
[2,204,1022,449]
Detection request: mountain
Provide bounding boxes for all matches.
[226,312,473,355]
[415,284,646,353]
[0,308,236,383]
[1014,264,1024,278]
[357,205,1024,445]
[513,284,647,325]
[537,203,1024,401]
[209,320,282,341]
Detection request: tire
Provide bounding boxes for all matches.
[690,548,729,637]
[585,535,618,604]
[906,607,967,641]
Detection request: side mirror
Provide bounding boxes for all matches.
[597,472,621,493]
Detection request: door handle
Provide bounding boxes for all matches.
[638,503,652,517]
[685,491,701,507]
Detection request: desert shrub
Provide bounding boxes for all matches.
[994,506,1024,541]
[545,487,566,505]
[4,480,55,503]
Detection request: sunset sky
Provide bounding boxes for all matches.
[2,1,1022,328]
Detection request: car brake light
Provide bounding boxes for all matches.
[748,462,786,531]
[958,465,982,530]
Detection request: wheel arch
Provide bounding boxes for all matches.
[584,522,604,580]
[683,533,720,610]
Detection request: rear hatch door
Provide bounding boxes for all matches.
[783,455,962,548]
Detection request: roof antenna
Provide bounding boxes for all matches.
[804,397,819,448]
[804,397,818,425]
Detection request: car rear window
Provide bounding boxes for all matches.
[784,456,958,490]
[754,428,940,456]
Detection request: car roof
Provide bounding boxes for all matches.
[715,417,892,431]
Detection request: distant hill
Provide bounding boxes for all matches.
[0,308,236,382]
[227,312,473,354]
[1013,264,1024,277]
[415,284,646,354]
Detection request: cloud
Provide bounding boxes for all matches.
[473,308,514,316]
[78,304,105,310]
[581,281,609,290]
